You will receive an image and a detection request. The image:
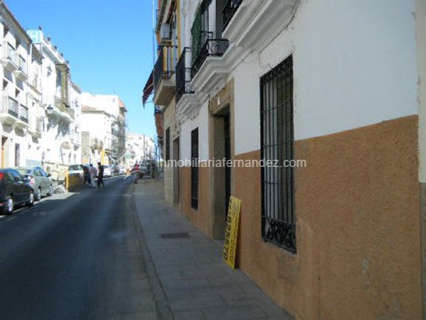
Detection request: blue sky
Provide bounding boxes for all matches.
[6,0,156,138]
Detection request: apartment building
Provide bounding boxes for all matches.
[144,0,425,319]
[0,3,36,168]
[26,28,82,180]
[144,0,181,203]
[80,93,126,165]
[125,132,155,168]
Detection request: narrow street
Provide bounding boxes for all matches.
[0,177,157,320]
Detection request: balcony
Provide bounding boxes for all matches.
[14,56,28,81]
[1,43,18,71]
[46,98,74,123]
[222,0,299,52]
[159,24,171,46]
[176,47,194,103]
[54,95,75,120]
[0,96,29,128]
[19,104,28,124]
[191,37,229,79]
[153,46,176,106]
[222,0,243,31]
[29,117,43,138]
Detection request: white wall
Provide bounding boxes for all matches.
[418,0,426,183]
[180,101,210,161]
[233,0,418,155]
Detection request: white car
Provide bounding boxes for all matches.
[103,165,112,177]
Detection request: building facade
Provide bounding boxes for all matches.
[0,3,37,169]
[80,93,126,165]
[144,0,425,319]
[27,28,82,180]
[125,132,155,168]
[148,0,181,203]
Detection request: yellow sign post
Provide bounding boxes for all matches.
[223,196,242,269]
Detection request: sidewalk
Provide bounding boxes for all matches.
[132,179,293,320]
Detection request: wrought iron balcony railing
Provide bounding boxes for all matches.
[191,38,229,78]
[6,97,19,118]
[1,97,29,125]
[223,0,243,31]
[19,104,28,123]
[17,56,27,74]
[153,46,176,92]
[176,47,194,103]
[5,44,17,66]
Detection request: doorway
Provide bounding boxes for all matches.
[173,137,180,204]
[212,106,231,239]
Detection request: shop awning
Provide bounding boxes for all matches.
[142,71,153,106]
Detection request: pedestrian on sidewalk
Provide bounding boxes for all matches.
[97,162,105,188]
[89,164,97,188]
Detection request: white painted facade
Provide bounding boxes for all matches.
[177,0,419,157]
[125,132,155,168]
[80,93,127,165]
[0,4,41,168]
[28,29,82,178]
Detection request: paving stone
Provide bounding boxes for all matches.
[133,181,293,320]
[174,310,206,320]
[169,294,226,312]
[202,305,268,320]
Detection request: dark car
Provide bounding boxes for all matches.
[0,168,34,215]
[17,167,53,201]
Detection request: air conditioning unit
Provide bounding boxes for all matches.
[160,24,171,44]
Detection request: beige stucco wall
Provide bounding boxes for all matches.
[234,116,421,320]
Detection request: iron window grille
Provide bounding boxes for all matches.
[260,55,296,253]
[165,128,170,161]
[176,47,194,103]
[191,128,199,209]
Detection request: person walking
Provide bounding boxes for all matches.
[89,164,97,188]
[97,162,105,188]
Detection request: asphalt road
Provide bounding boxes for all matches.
[0,176,157,320]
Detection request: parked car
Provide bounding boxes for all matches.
[17,167,53,201]
[112,165,120,176]
[0,168,34,214]
[68,164,84,177]
[103,165,112,177]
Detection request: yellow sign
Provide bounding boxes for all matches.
[100,149,105,165]
[223,196,242,269]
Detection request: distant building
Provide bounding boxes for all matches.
[125,132,155,168]
[27,28,82,180]
[80,93,126,165]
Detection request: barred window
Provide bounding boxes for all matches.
[191,128,199,209]
[260,55,296,253]
[165,127,170,161]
